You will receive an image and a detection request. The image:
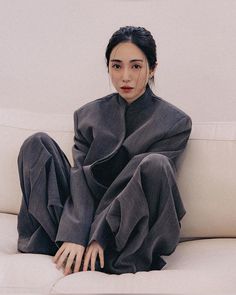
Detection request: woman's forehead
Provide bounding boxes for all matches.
[110,42,146,62]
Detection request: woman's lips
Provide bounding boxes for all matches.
[121,86,134,93]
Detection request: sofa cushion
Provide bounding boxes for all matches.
[0,213,63,294]
[1,213,235,294]
[51,239,236,294]
[0,213,17,254]
[0,253,63,294]
[178,122,236,238]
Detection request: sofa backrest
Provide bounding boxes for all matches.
[177,122,236,239]
[0,108,236,239]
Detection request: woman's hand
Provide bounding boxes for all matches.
[83,240,104,271]
[53,242,85,275]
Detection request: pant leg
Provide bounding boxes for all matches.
[17,132,71,255]
[93,153,185,274]
[135,154,185,270]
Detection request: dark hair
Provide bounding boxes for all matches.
[105,26,157,80]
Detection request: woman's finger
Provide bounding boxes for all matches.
[53,244,65,263]
[73,252,83,272]
[64,251,75,275]
[98,248,104,269]
[90,251,97,271]
[56,248,69,270]
[83,248,92,271]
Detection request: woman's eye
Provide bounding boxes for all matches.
[112,64,121,69]
[132,64,142,69]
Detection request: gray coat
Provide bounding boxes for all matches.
[55,85,192,273]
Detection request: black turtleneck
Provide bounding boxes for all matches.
[92,85,154,187]
[120,85,154,138]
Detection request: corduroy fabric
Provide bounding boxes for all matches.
[17,85,192,274]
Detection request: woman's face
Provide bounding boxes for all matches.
[108,42,154,104]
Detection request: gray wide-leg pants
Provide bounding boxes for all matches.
[17,132,70,255]
[17,132,185,274]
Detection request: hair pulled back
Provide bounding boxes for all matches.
[105,26,157,72]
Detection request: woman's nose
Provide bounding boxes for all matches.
[122,68,131,82]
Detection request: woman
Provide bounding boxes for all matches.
[17,26,192,275]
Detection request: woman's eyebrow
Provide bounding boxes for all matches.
[110,59,122,62]
[130,59,144,62]
[110,59,144,63]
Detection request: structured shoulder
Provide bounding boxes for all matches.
[152,93,191,122]
[74,93,116,116]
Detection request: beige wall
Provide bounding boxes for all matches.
[1,0,236,122]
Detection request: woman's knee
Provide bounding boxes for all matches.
[20,132,53,153]
[18,132,52,166]
[24,132,51,147]
[140,153,172,174]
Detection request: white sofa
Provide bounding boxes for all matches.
[0,107,236,294]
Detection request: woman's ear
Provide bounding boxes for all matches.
[152,62,158,75]
[149,62,158,78]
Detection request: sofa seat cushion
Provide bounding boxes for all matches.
[0,213,63,294]
[51,238,236,294]
[0,253,63,294]
[1,213,235,294]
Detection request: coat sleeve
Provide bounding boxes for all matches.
[56,110,95,247]
[122,115,192,173]
[146,115,192,166]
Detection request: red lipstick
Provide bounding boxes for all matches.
[121,86,134,93]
